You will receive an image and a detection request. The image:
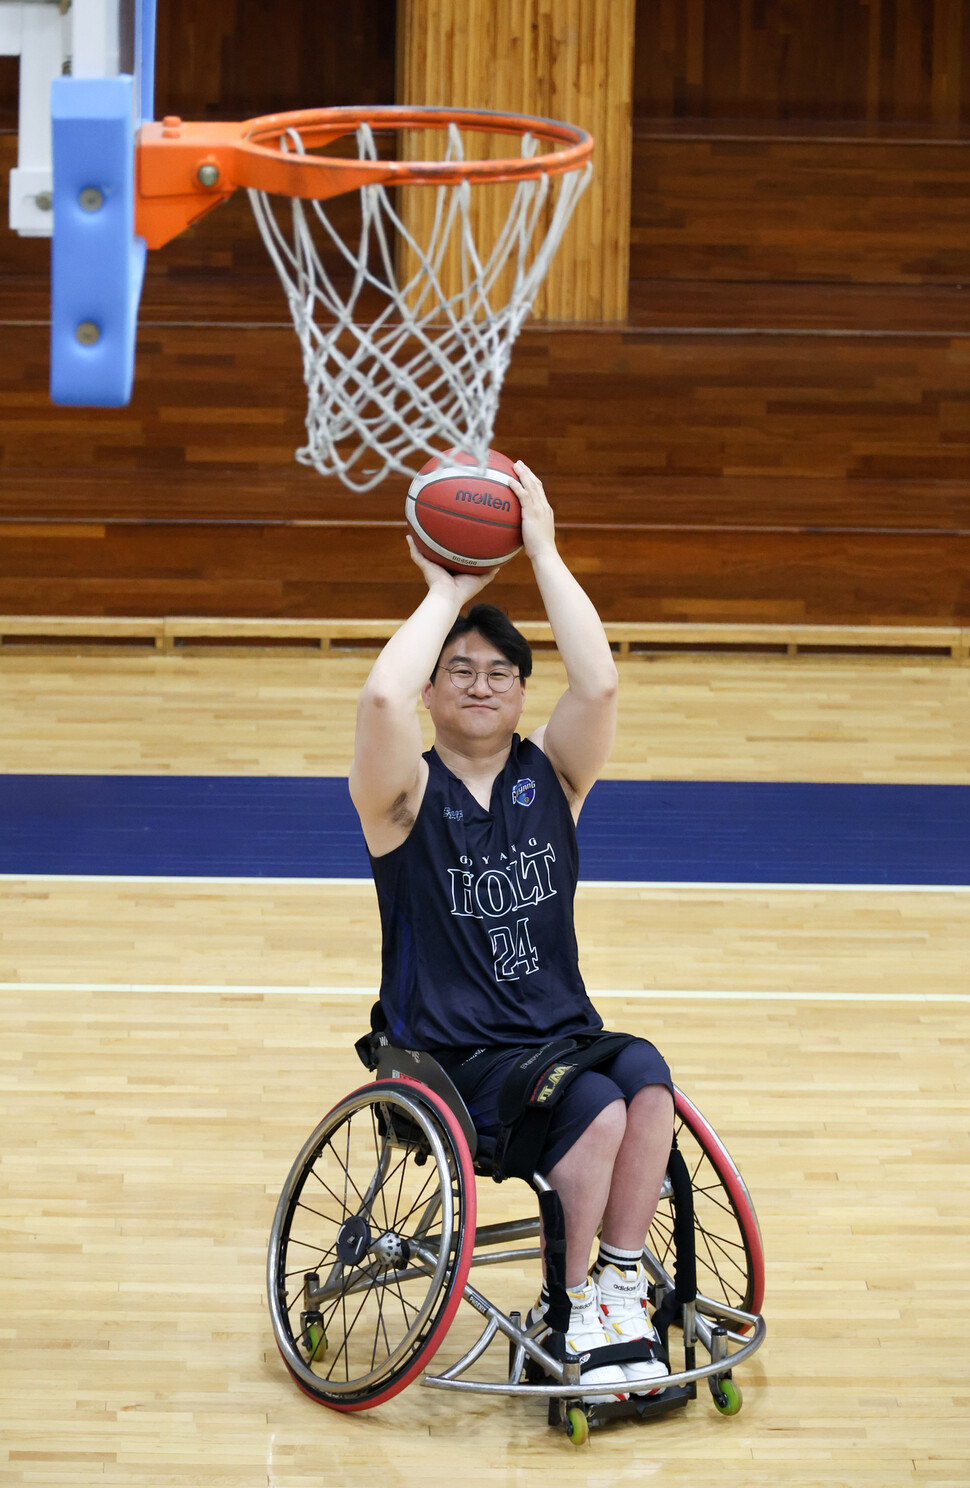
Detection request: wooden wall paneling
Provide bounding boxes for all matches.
[153,0,397,120]
[0,3,397,128]
[2,462,968,539]
[397,0,635,322]
[0,518,966,624]
[1,463,967,541]
[634,0,970,125]
[629,132,970,287]
[1,320,967,622]
[4,325,970,514]
[627,280,970,335]
[930,0,966,125]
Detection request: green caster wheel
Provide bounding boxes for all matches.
[711,1377,743,1415]
[301,1310,327,1362]
[565,1406,589,1445]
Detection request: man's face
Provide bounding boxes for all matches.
[422,630,526,743]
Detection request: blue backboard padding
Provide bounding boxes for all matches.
[0,776,967,885]
[137,0,157,122]
[50,76,145,407]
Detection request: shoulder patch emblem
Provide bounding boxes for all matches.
[512,777,536,807]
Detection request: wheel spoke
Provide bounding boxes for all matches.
[384,1268,420,1320]
[387,1127,411,1233]
[386,1165,441,1236]
[692,1181,744,1219]
[370,1270,395,1372]
[694,1223,748,1295]
[293,1196,343,1228]
[283,1250,340,1299]
[333,1120,369,1212]
[305,1159,362,1218]
[370,1103,392,1234]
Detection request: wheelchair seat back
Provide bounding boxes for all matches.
[374,1044,479,1160]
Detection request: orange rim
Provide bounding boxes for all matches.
[136,105,593,249]
[241,104,593,188]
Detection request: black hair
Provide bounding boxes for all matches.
[432,603,533,681]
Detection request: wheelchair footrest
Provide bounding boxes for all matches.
[551,1383,694,1430]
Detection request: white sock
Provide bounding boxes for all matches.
[594,1241,642,1274]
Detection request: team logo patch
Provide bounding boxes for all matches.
[533,1062,574,1104]
[511,777,536,807]
[443,807,464,822]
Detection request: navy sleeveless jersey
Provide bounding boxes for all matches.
[367,735,603,1049]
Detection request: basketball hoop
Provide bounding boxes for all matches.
[139,105,590,491]
[238,107,592,490]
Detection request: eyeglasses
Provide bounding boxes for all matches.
[440,664,519,693]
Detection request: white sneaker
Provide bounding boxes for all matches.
[527,1281,629,1403]
[595,1262,669,1394]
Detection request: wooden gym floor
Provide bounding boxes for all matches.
[1,646,968,1485]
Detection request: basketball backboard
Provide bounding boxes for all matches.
[2,0,155,404]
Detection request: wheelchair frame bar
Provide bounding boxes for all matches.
[423,1308,766,1398]
[467,1244,543,1270]
[411,1242,568,1385]
[467,1214,542,1270]
[471,1217,540,1247]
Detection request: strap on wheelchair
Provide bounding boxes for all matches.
[492,1031,636,1183]
[650,1137,697,1340]
[537,1188,570,1333]
[354,1000,389,1070]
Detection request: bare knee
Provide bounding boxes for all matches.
[548,1097,627,1187]
[587,1097,628,1158]
[627,1084,674,1141]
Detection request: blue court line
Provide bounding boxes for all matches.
[0,776,967,885]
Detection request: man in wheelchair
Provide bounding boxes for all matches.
[349,461,674,1402]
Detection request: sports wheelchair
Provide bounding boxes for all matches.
[267,1035,766,1445]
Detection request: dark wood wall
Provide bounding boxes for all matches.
[154,0,396,119]
[634,0,970,124]
[0,0,967,624]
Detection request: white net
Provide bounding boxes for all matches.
[248,122,591,492]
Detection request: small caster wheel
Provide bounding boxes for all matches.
[711,1377,742,1415]
[565,1406,589,1445]
[302,1310,327,1362]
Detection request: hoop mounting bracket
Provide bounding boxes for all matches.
[136,118,245,248]
[136,115,397,248]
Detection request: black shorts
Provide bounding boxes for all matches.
[435,1037,673,1176]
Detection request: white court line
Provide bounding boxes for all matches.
[1,982,968,1003]
[0,874,967,892]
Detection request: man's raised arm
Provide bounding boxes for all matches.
[514,462,618,811]
[349,540,495,854]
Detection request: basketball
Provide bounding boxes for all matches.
[405,448,523,574]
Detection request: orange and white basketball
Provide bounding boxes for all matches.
[406,448,522,574]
